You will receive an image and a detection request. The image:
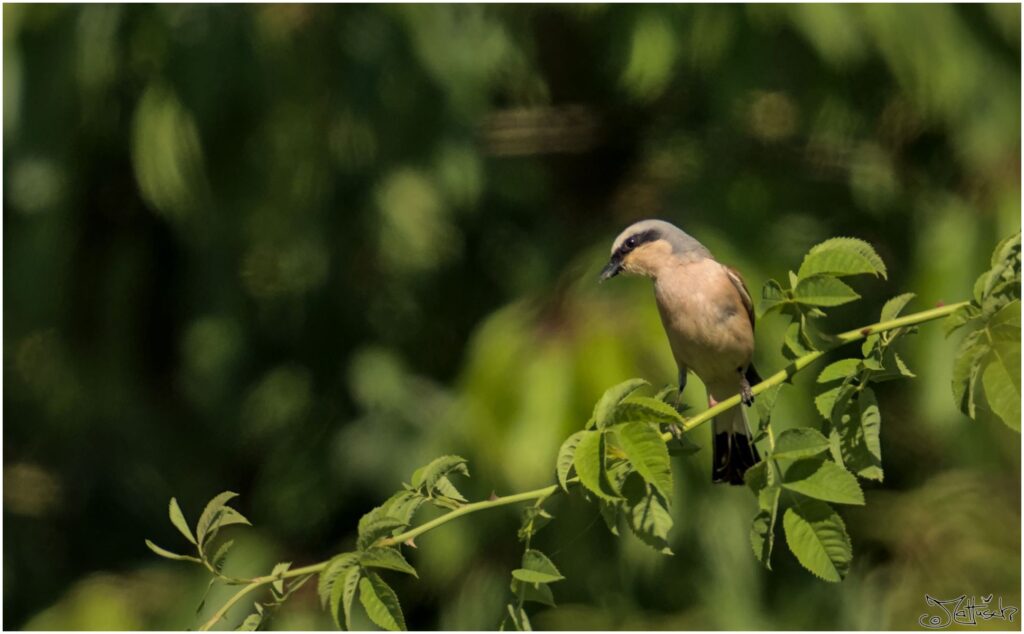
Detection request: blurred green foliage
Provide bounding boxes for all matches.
[3,4,1020,630]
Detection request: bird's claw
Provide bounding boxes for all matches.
[740,383,755,407]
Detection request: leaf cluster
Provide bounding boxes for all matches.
[946,232,1021,431]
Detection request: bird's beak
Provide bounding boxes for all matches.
[599,260,622,282]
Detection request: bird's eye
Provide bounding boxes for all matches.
[625,237,637,249]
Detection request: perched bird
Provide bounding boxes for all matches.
[600,219,761,484]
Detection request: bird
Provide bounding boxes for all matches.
[600,219,761,485]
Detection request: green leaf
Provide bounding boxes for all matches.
[816,359,861,384]
[784,321,813,359]
[410,455,469,491]
[627,487,674,555]
[511,579,555,607]
[983,342,1021,431]
[613,422,673,501]
[572,431,619,501]
[782,501,852,582]
[945,303,982,337]
[319,553,359,608]
[360,548,417,577]
[505,603,532,631]
[592,378,649,429]
[793,275,861,307]
[827,387,884,481]
[144,539,202,563]
[880,292,915,321]
[556,431,587,492]
[330,565,362,630]
[797,237,887,280]
[952,329,988,419]
[814,386,841,419]
[196,491,240,546]
[771,428,831,460]
[211,539,234,573]
[357,517,408,551]
[359,572,406,631]
[745,461,780,570]
[270,562,291,596]
[511,549,564,584]
[653,384,679,404]
[782,459,865,505]
[432,476,467,503]
[597,500,621,536]
[518,506,553,542]
[168,498,196,545]
[236,612,262,631]
[759,278,791,316]
[613,396,685,426]
[380,491,425,526]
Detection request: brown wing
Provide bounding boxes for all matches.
[723,264,756,332]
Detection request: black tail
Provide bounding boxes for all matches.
[711,403,761,485]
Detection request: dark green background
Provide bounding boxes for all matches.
[4,4,1020,629]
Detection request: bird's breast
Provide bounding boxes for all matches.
[653,259,754,384]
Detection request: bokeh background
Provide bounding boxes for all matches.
[4,4,1021,630]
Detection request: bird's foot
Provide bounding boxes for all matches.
[668,423,685,440]
[740,380,755,407]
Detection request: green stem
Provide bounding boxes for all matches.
[668,300,969,437]
[200,299,968,630]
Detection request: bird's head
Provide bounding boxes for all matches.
[600,219,710,281]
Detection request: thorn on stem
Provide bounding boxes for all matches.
[860,327,871,335]
[488,491,499,501]
[936,300,945,307]
[404,538,417,549]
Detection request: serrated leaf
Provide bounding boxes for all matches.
[512,549,564,584]
[784,321,813,359]
[746,462,780,570]
[573,431,619,501]
[359,571,406,631]
[653,384,679,404]
[892,352,915,378]
[270,562,291,596]
[357,517,409,551]
[211,539,234,573]
[410,455,469,491]
[614,422,673,501]
[168,498,196,545]
[879,292,915,322]
[983,342,1021,431]
[380,491,425,526]
[797,237,887,280]
[816,359,861,384]
[945,303,982,337]
[518,505,553,542]
[613,396,685,426]
[593,378,649,429]
[196,491,239,546]
[626,486,674,555]
[782,459,864,505]
[783,501,852,582]
[511,579,555,607]
[236,612,262,631]
[144,539,202,563]
[771,428,831,460]
[331,565,362,630]
[433,476,467,503]
[360,548,417,577]
[319,553,359,608]
[952,330,988,418]
[598,499,621,536]
[794,275,861,307]
[815,387,841,419]
[556,431,587,492]
[759,278,791,316]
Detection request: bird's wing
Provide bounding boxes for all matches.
[722,264,755,331]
